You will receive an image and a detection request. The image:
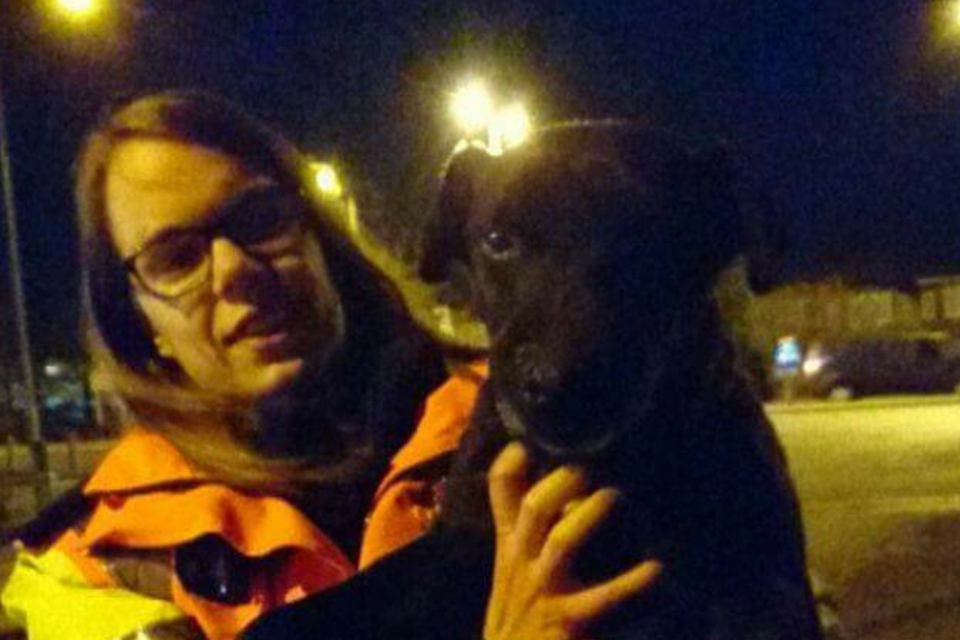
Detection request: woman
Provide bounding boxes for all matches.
[0,91,659,640]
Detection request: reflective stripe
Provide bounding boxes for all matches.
[0,548,185,640]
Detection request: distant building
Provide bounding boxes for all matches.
[751,279,923,349]
[917,275,960,328]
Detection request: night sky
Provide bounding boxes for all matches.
[1,0,960,358]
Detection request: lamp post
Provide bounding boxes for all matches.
[0,54,51,504]
[0,0,110,507]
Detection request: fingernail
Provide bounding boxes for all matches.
[596,487,622,506]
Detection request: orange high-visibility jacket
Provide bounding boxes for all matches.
[50,429,355,640]
[1,363,485,640]
[360,361,485,569]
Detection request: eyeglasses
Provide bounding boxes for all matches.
[123,182,309,300]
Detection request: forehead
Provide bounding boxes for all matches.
[104,137,256,256]
[485,153,636,229]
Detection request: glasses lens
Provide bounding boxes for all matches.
[224,191,304,252]
[133,232,210,297]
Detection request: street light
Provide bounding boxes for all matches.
[311,161,344,199]
[489,103,531,154]
[951,0,960,33]
[928,0,960,48]
[53,0,101,21]
[450,79,532,156]
[450,80,494,135]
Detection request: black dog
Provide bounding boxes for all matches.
[418,122,823,640]
[242,123,821,640]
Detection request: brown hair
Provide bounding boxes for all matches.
[75,90,418,500]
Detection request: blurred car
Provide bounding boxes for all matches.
[38,360,94,440]
[798,335,960,400]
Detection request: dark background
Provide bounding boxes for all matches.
[1,0,960,359]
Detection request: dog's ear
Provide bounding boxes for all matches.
[419,146,493,283]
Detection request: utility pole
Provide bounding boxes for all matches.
[0,52,52,506]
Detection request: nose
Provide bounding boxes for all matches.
[511,344,561,408]
[210,237,270,300]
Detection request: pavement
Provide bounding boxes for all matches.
[767,395,960,639]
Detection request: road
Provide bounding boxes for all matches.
[769,395,960,638]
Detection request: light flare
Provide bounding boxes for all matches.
[451,81,494,134]
[54,0,99,20]
[312,162,343,199]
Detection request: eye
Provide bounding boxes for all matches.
[137,233,208,283]
[227,193,303,254]
[479,228,520,261]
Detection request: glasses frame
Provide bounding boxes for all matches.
[121,181,311,302]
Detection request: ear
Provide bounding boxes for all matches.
[419,146,493,283]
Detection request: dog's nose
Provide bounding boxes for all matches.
[511,345,561,408]
[518,378,551,407]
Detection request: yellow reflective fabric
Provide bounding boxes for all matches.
[0,548,185,640]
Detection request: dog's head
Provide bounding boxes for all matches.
[421,122,743,458]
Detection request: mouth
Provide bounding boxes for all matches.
[496,393,624,461]
[493,354,661,461]
[223,312,292,349]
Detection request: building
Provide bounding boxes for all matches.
[917,275,960,329]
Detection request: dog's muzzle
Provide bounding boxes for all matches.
[493,332,673,459]
[495,390,626,460]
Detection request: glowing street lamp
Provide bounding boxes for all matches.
[951,0,960,32]
[450,79,532,155]
[489,103,531,154]
[52,0,101,22]
[311,161,344,199]
[451,80,494,135]
[929,0,960,46]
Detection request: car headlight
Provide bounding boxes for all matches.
[802,355,829,376]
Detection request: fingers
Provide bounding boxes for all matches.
[484,442,665,640]
[539,488,620,582]
[564,559,664,623]
[488,442,530,537]
[513,466,588,558]
[487,442,531,622]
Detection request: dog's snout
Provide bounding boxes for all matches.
[518,378,550,407]
[510,345,561,407]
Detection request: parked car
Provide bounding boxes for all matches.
[798,335,960,400]
[37,360,94,440]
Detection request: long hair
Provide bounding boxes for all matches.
[75,91,425,507]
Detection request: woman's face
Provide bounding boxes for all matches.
[104,137,344,401]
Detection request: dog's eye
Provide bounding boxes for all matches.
[479,229,520,260]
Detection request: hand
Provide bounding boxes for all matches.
[483,442,663,640]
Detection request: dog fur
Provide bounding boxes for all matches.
[421,122,823,640]
[241,123,822,640]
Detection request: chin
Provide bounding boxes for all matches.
[243,358,307,401]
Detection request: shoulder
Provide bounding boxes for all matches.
[386,361,487,482]
[359,362,487,568]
